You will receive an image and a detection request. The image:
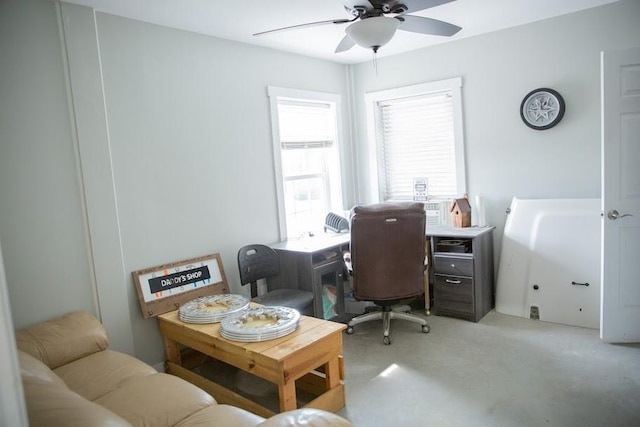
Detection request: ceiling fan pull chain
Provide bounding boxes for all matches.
[372,50,378,76]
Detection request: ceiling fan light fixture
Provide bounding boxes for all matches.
[346,16,399,52]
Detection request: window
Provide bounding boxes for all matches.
[365,78,466,201]
[268,87,344,240]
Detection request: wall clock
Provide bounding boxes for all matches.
[520,88,565,130]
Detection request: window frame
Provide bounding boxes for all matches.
[268,86,345,240]
[364,77,466,202]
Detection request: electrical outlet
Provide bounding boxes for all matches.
[530,305,540,320]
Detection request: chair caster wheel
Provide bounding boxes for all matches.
[346,326,354,335]
[422,325,430,333]
[383,336,391,345]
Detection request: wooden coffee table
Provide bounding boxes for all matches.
[157,309,347,417]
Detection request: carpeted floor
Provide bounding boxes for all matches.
[337,310,640,427]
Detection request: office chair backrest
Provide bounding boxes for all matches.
[351,202,426,302]
[237,244,280,299]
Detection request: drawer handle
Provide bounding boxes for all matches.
[445,279,461,284]
[450,263,455,268]
[571,281,589,287]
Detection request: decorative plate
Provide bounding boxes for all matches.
[520,88,565,130]
[179,294,249,323]
[220,325,299,342]
[220,306,300,337]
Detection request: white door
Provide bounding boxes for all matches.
[600,47,640,342]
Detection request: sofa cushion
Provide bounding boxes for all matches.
[25,380,132,427]
[16,311,108,369]
[176,404,265,427]
[54,349,156,401]
[96,372,215,427]
[18,350,67,389]
[19,350,131,427]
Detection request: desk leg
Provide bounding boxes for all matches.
[164,336,182,367]
[425,241,432,315]
[278,380,297,412]
[424,273,431,315]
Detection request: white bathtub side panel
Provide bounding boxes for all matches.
[495,198,601,329]
[527,203,601,329]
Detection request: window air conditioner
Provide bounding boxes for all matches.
[424,200,451,227]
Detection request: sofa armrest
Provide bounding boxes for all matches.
[257,409,352,427]
[15,311,109,369]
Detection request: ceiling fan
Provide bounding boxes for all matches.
[254,0,462,54]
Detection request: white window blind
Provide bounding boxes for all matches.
[378,90,457,200]
[278,100,333,151]
[268,88,343,240]
[278,100,333,237]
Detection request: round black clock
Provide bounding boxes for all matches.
[520,88,565,130]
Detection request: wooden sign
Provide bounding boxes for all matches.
[132,253,229,318]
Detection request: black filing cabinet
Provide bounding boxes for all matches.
[430,227,495,322]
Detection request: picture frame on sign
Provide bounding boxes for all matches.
[132,253,229,318]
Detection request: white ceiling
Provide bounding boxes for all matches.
[64,0,619,64]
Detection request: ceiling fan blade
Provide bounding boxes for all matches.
[335,35,356,53]
[394,0,456,14]
[254,18,352,36]
[397,15,461,37]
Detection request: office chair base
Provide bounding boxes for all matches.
[346,307,429,345]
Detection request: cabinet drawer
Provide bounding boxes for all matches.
[433,255,473,277]
[434,275,474,315]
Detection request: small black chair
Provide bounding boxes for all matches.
[237,244,314,315]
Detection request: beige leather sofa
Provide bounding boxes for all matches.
[16,311,352,427]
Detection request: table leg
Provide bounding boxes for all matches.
[278,379,297,412]
[325,357,340,389]
[164,336,182,366]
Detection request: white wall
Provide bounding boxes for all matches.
[0,0,97,329]
[350,0,640,259]
[2,0,639,367]
[73,7,351,364]
[0,0,352,365]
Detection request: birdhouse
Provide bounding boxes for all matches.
[450,196,472,228]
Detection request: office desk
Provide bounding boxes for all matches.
[271,226,495,323]
[271,234,350,321]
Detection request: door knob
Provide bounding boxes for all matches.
[607,209,633,220]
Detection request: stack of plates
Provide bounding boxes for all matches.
[179,294,249,324]
[220,306,300,342]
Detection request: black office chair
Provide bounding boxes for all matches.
[345,202,430,345]
[237,244,314,315]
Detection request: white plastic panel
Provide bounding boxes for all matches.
[496,197,601,329]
